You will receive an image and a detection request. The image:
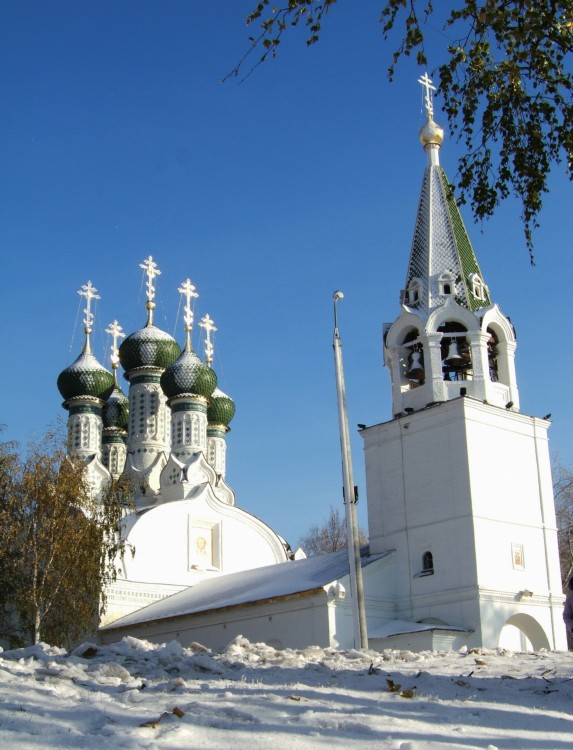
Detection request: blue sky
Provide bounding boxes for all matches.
[2,1,572,546]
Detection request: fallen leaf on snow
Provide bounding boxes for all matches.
[400,688,416,698]
[386,679,401,693]
[139,707,185,728]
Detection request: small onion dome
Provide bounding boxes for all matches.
[118,324,181,373]
[419,117,444,147]
[160,347,217,400]
[102,386,129,430]
[57,350,115,403]
[208,387,236,426]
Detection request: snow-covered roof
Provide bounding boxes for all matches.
[101,547,390,631]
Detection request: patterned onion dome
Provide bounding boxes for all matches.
[57,350,115,402]
[207,387,236,426]
[160,347,218,399]
[102,386,129,430]
[119,324,181,372]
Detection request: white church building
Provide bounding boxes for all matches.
[57,263,291,627]
[59,75,566,653]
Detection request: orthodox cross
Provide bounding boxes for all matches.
[199,314,217,366]
[178,278,199,349]
[418,71,436,119]
[105,320,125,376]
[77,281,100,351]
[140,256,161,322]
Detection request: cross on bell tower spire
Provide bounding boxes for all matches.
[418,71,436,119]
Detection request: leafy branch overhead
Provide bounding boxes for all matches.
[236,1,573,262]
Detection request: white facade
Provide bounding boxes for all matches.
[103,453,289,625]
[362,397,565,650]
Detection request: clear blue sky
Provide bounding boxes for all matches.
[2,1,572,546]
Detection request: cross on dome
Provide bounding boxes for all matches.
[140,256,161,323]
[105,319,125,371]
[178,278,199,331]
[77,281,100,348]
[178,278,199,349]
[418,71,436,119]
[199,314,217,365]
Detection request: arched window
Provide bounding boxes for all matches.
[438,271,455,297]
[468,273,486,301]
[414,550,434,577]
[422,551,434,572]
[406,278,422,306]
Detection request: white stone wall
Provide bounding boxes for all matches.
[100,591,332,651]
[362,397,566,650]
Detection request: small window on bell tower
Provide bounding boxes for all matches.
[468,273,486,301]
[438,271,455,297]
[406,278,422,306]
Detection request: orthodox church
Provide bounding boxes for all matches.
[61,75,566,652]
[57,261,291,626]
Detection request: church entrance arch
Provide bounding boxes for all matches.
[498,614,550,652]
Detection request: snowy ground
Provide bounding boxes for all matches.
[1,636,572,750]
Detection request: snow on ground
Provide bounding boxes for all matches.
[1,636,572,750]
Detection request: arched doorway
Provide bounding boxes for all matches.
[498,614,550,652]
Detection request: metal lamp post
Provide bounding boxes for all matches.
[332,291,368,649]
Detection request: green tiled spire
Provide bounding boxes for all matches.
[403,75,491,317]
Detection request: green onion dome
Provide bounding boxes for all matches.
[118,324,181,373]
[57,350,115,403]
[102,385,129,430]
[207,387,236,426]
[160,347,218,400]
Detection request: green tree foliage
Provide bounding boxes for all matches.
[0,430,132,648]
[236,1,573,262]
[298,505,368,556]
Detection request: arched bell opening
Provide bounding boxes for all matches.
[486,327,499,382]
[483,319,514,389]
[402,329,425,388]
[438,322,472,382]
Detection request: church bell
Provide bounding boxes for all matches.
[407,350,425,380]
[445,339,463,368]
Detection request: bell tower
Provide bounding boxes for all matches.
[361,75,565,651]
[384,72,518,418]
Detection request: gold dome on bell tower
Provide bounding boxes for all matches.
[419,117,444,147]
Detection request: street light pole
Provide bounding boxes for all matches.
[332,291,368,649]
